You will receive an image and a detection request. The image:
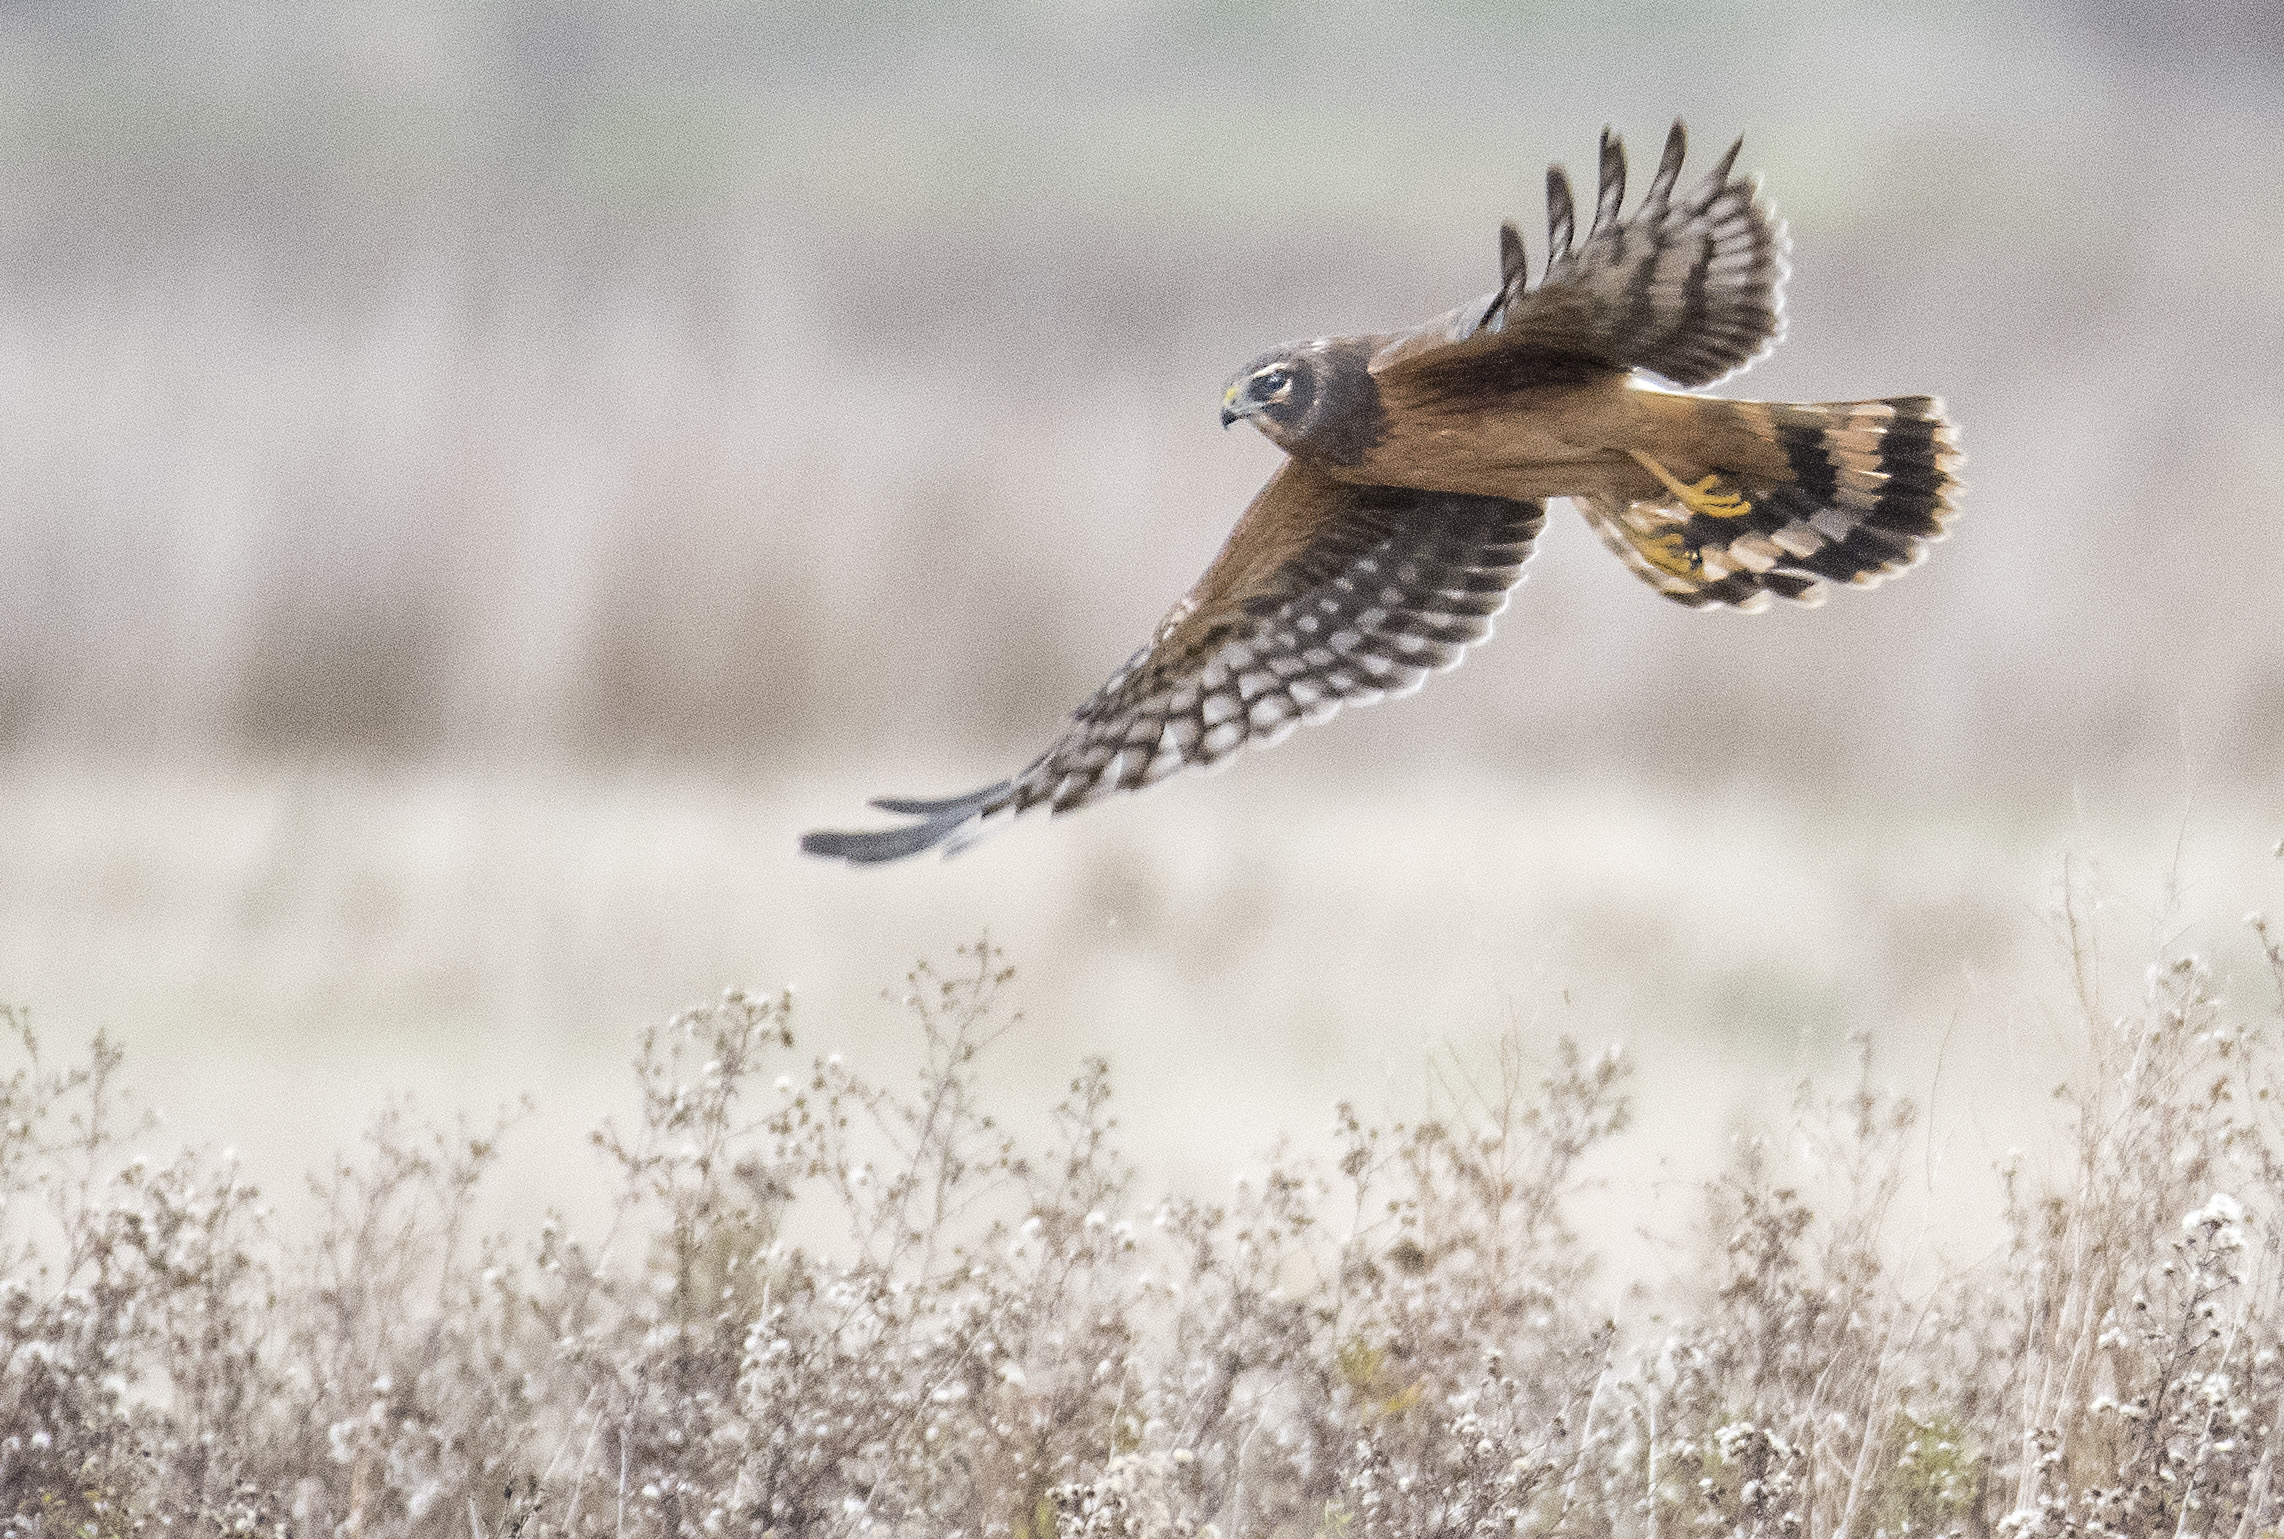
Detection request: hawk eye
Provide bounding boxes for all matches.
[1257,367,1293,395]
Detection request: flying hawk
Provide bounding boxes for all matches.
[803,122,1960,864]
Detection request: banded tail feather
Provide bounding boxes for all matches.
[1582,396,1962,612]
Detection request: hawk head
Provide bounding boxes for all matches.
[1219,339,1384,466]
[1220,346,1315,434]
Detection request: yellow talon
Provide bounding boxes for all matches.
[1629,450,1753,519]
[1636,530,1703,581]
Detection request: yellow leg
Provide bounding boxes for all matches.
[1628,450,1753,519]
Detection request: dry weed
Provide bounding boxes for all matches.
[2,870,2282,1537]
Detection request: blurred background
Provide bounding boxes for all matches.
[0,0,2277,1252]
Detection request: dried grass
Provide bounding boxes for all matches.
[4,867,2284,1538]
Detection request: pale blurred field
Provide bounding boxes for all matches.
[0,0,2279,1266]
[3,758,2278,1278]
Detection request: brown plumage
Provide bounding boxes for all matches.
[803,120,1962,864]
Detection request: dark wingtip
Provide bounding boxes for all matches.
[1544,164,1576,269]
[1591,126,1628,237]
[800,782,1013,866]
[869,792,977,815]
[798,819,962,865]
[1497,219,1527,288]
[1646,120,1689,210]
[800,826,941,865]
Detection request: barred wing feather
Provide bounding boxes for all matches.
[801,463,1545,864]
[1372,120,1789,390]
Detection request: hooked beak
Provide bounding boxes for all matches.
[1220,383,1246,428]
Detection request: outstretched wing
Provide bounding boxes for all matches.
[801,463,1545,864]
[1371,121,1789,390]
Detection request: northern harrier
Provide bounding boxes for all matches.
[803,122,1960,864]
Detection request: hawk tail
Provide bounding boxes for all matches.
[1587,395,1962,611]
